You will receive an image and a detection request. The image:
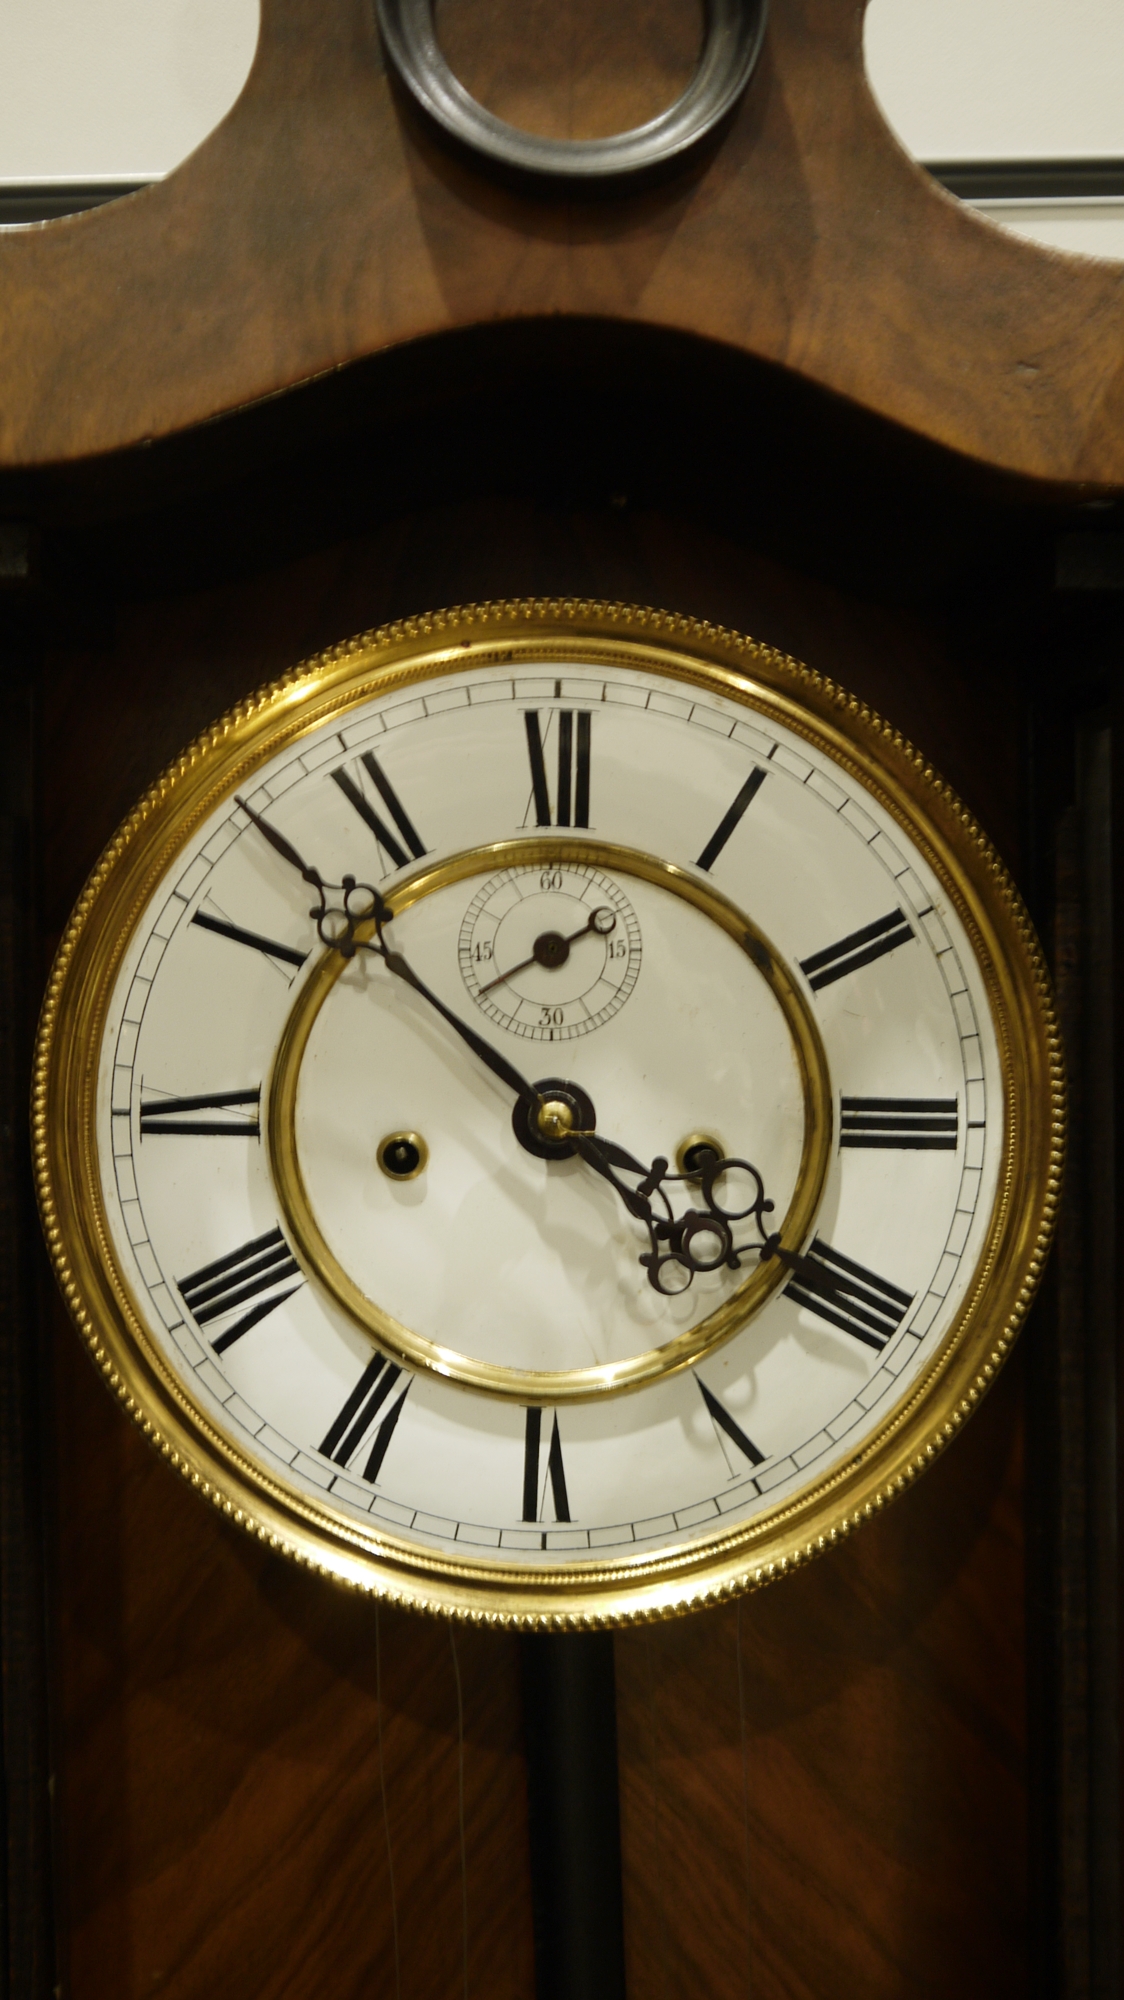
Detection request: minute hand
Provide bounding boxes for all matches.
[380,947,541,1108]
[235,796,539,1104]
[236,801,706,1245]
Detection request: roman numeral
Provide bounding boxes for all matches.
[695,1377,765,1468]
[840,1096,958,1150]
[320,1354,409,1483]
[799,908,916,991]
[191,909,308,970]
[523,1409,571,1523]
[784,1238,913,1351]
[177,1226,301,1353]
[524,711,591,828]
[139,1087,260,1137]
[331,750,426,872]
[695,767,767,871]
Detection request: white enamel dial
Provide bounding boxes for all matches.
[81,640,1012,1584]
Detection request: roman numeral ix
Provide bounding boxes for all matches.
[784,1238,913,1351]
[331,749,427,872]
[320,1355,409,1485]
[140,1087,260,1137]
[177,1226,301,1354]
[523,1409,571,1524]
[840,1097,958,1150]
[524,710,591,828]
[695,767,767,871]
[800,908,916,991]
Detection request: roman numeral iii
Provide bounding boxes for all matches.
[331,749,427,871]
[177,1226,301,1353]
[840,1097,958,1150]
[524,710,591,828]
[140,1087,260,1137]
[800,908,916,991]
[320,1355,409,1484]
[523,1409,571,1522]
[784,1238,913,1351]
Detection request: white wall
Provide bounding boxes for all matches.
[865,0,1124,259]
[0,0,259,184]
[864,0,1124,162]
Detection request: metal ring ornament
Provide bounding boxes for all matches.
[374,0,768,192]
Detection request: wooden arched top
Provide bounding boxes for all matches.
[1,0,1123,483]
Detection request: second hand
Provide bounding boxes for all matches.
[477,906,616,995]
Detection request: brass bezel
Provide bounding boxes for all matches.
[268,838,831,1403]
[32,600,1064,1628]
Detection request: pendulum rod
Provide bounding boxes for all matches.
[521,1632,628,2000]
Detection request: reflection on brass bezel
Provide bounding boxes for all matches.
[268,839,831,1404]
[31,599,1064,1629]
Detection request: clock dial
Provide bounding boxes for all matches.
[34,605,1061,1622]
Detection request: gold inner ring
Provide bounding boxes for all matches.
[267,837,834,1404]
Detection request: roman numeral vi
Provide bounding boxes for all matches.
[523,1409,571,1523]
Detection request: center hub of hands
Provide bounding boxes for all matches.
[513,1077,598,1160]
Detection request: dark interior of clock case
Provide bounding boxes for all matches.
[0,318,1119,1999]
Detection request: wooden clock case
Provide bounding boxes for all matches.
[0,3,1120,1995]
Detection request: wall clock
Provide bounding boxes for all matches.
[33,600,1062,1626]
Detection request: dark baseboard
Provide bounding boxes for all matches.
[926,158,1124,202]
[0,182,151,225]
[3,161,1124,227]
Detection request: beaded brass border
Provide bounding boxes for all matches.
[31,600,1064,1628]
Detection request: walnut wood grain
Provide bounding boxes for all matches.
[49,1299,535,2000]
[615,1362,1028,2000]
[1,0,1123,483]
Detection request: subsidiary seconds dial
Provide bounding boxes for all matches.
[458,861,641,1041]
[34,603,1062,1625]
